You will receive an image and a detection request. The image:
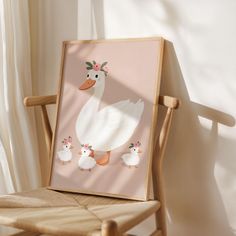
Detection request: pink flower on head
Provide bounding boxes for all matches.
[93,63,101,71]
[68,136,72,143]
[134,141,141,147]
[82,144,92,150]
[62,138,68,144]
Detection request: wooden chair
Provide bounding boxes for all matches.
[0,94,179,236]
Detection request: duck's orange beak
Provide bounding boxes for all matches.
[79,79,96,90]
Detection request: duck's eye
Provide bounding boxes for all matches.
[66,146,68,148]
[134,149,136,151]
[84,151,86,153]
[95,74,98,78]
[87,74,89,77]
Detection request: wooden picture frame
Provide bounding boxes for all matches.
[48,37,164,200]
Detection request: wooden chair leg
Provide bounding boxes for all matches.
[155,207,166,236]
[153,107,174,236]
[101,220,119,236]
[150,229,162,236]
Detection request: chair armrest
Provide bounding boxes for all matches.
[24,94,180,109]
[23,94,180,156]
[24,95,57,107]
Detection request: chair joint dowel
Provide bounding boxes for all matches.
[158,95,180,109]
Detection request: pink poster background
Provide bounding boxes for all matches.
[50,39,163,200]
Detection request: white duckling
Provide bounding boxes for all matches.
[78,144,96,171]
[121,141,142,168]
[57,136,73,164]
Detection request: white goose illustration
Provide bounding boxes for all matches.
[75,61,144,165]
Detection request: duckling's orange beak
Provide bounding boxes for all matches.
[79,79,96,90]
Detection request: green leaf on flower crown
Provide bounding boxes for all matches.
[101,62,108,68]
[86,62,93,67]
[129,143,134,149]
[92,60,96,65]
[101,69,108,76]
[86,67,92,70]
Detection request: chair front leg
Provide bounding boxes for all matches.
[101,220,119,236]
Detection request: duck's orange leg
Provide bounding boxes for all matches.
[96,151,111,166]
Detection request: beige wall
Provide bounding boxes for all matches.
[29,1,236,236]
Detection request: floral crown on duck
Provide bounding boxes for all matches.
[81,144,93,150]
[129,141,141,149]
[62,136,72,144]
[85,61,108,76]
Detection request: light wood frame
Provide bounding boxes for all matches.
[47,38,165,201]
[24,94,180,236]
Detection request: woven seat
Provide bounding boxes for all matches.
[0,188,160,236]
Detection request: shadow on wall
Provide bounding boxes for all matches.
[160,41,236,236]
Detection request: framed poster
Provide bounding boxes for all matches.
[49,37,164,200]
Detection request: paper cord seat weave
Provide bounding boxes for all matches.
[0,188,160,236]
